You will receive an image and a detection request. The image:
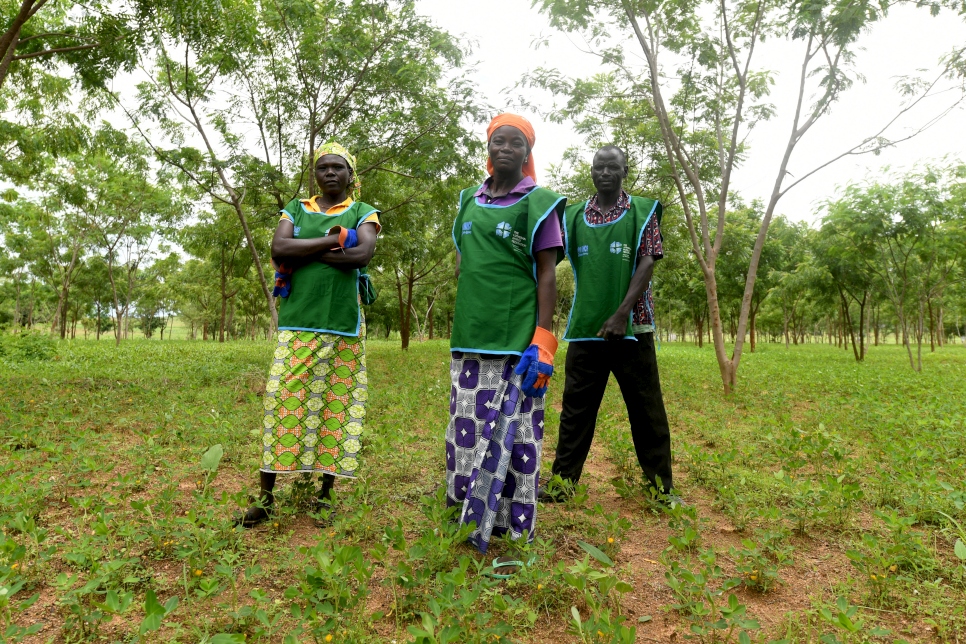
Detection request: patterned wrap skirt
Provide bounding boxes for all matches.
[261,328,368,477]
[445,351,545,553]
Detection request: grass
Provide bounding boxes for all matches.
[0,334,964,643]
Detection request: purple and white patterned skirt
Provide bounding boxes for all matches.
[445,351,545,553]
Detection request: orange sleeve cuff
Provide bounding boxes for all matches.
[532,326,558,357]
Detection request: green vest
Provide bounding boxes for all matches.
[450,185,566,355]
[563,195,661,341]
[277,199,379,337]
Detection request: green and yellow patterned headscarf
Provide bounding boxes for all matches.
[313,141,361,200]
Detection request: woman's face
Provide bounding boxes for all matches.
[487,125,528,175]
[315,154,352,197]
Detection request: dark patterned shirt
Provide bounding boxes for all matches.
[583,191,663,331]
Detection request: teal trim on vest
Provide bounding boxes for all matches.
[449,346,524,357]
[528,196,565,280]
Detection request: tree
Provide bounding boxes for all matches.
[815,206,879,361]
[124,0,483,333]
[536,0,966,392]
[0,191,90,338]
[0,0,138,90]
[821,165,966,370]
[61,135,182,345]
[180,207,252,343]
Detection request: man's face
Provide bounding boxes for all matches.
[591,149,627,194]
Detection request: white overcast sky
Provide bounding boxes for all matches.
[416,0,966,224]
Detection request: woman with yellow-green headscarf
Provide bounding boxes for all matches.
[238,142,382,528]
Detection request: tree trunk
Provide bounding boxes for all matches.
[783,310,790,349]
[396,263,415,350]
[873,305,879,346]
[749,306,757,353]
[427,296,435,340]
[937,303,944,347]
[928,300,935,352]
[0,0,38,90]
[702,268,735,393]
[227,299,236,340]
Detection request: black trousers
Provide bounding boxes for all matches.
[551,333,673,493]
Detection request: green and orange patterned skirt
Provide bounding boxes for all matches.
[260,328,368,477]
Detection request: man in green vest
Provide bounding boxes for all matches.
[541,145,678,504]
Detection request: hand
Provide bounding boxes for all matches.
[597,310,629,341]
[327,226,358,249]
[514,327,558,398]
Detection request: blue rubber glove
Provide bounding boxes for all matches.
[272,260,293,298]
[514,327,558,398]
[327,226,358,249]
[343,228,358,249]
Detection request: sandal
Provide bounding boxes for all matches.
[485,556,537,579]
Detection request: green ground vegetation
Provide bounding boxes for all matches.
[1,336,964,643]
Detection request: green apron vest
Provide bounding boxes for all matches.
[450,185,566,354]
[563,196,660,341]
[277,199,379,337]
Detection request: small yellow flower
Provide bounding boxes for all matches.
[750,575,758,581]
[194,569,203,576]
[11,563,18,570]
[597,631,605,638]
[273,522,279,528]
[870,573,877,580]
[607,537,615,544]
[324,635,332,643]
[537,584,543,590]
[889,564,897,572]
[328,531,335,537]
[29,400,34,403]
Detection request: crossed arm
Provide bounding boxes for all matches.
[271,219,379,270]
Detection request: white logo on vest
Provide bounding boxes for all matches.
[496,221,512,238]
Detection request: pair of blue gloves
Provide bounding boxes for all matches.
[514,327,558,398]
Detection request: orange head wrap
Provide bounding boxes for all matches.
[486,113,537,182]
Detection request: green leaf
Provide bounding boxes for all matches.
[144,589,163,616]
[210,635,245,644]
[140,612,161,635]
[638,615,652,623]
[954,538,966,561]
[200,444,224,472]
[577,540,614,567]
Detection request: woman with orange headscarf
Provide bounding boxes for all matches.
[446,114,566,566]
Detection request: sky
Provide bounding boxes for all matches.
[415,0,966,225]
